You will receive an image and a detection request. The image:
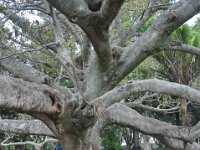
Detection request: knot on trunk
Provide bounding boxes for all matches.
[43,89,63,114]
[59,99,103,134]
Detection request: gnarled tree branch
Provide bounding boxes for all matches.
[102,103,200,142]
[0,76,64,114]
[0,119,54,136]
[94,79,200,108]
[113,0,200,85]
[0,53,73,99]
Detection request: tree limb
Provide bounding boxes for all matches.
[94,79,200,108]
[90,0,125,27]
[0,119,54,136]
[156,136,200,150]
[1,136,58,150]
[125,102,179,113]
[103,103,199,142]
[167,42,200,56]
[46,0,89,25]
[0,76,64,114]
[0,52,73,99]
[130,1,170,38]
[58,14,82,46]
[113,0,200,85]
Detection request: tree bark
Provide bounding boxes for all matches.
[59,133,93,150]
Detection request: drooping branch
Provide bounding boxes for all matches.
[94,79,200,108]
[0,76,63,114]
[102,103,200,142]
[93,103,195,150]
[0,2,77,98]
[31,113,60,138]
[0,119,54,136]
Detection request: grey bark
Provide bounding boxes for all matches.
[0,0,200,150]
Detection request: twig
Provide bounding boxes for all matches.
[0,42,57,61]
[1,136,58,150]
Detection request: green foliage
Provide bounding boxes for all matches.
[122,57,155,85]
[122,20,131,29]
[172,26,192,46]
[46,143,56,150]
[101,125,123,150]
[154,24,200,84]
[60,79,74,88]
[0,109,17,119]
[140,15,156,33]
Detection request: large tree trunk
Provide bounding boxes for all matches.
[59,134,93,150]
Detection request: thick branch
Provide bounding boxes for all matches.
[157,136,200,150]
[94,79,200,108]
[168,42,200,56]
[0,54,73,99]
[46,0,90,25]
[84,27,112,67]
[0,119,54,136]
[103,104,198,142]
[113,0,200,85]
[90,0,125,27]
[0,56,50,84]
[0,76,63,114]
[94,104,200,150]
[46,0,123,68]
[83,0,125,67]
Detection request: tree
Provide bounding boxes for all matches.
[0,0,200,150]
